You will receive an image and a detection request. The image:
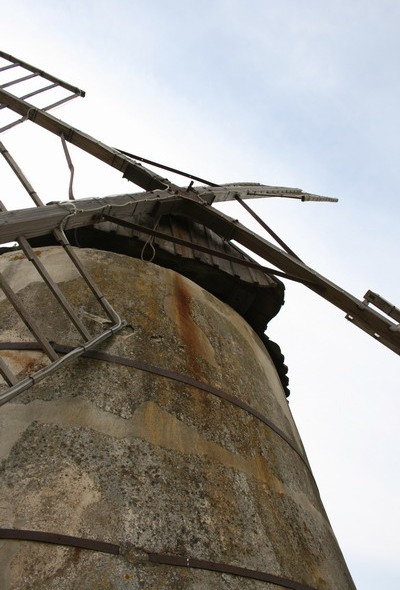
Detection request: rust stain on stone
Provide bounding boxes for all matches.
[11,250,42,261]
[173,273,203,379]
[0,248,356,590]
[0,350,47,376]
[132,401,287,495]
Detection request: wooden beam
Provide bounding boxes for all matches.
[0,87,171,192]
[160,196,400,355]
[1,192,398,355]
[0,193,161,243]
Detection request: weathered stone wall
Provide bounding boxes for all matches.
[0,247,355,589]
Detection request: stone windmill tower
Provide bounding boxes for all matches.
[0,52,399,590]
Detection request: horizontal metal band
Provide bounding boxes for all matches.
[148,553,317,590]
[0,528,316,589]
[0,528,119,554]
[0,341,310,470]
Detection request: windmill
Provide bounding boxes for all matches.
[0,51,398,589]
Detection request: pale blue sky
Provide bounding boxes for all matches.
[2,2,400,588]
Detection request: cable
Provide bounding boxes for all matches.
[60,133,75,200]
[114,147,219,188]
[233,194,302,261]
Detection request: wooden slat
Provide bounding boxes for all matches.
[0,193,160,243]
[1,190,399,355]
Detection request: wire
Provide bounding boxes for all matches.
[233,194,302,261]
[140,216,160,263]
[60,133,75,200]
[114,147,219,187]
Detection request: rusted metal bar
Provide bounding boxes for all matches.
[0,318,124,406]
[0,146,126,402]
[0,341,310,472]
[0,160,87,340]
[0,528,119,555]
[0,117,26,134]
[0,527,316,588]
[0,245,124,404]
[148,553,317,590]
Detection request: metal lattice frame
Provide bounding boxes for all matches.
[0,52,398,404]
[0,51,85,132]
[0,141,124,404]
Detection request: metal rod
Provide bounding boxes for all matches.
[148,554,317,590]
[364,290,400,323]
[53,227,119,323]
[0,62,19,73]
[0,317,124,406]
[0,357,17,386]
[0,528,120,555]
[0,116,26,134]
[115,147,219,187]
[0,272,58,361]
[0,190,398,354]
[42,93,80,113]
[17,82,59,101]
[234,193,302,261]
[0,83,59,111]
[18,236,91,340]
[0,143,44,206]
[0,200,90,340]
[0,86,173,192]
[0,143,114,326]
[60,134,75,200]
[0,72,39,89]
[0,51,86,97]
[0,341,309,470]
[102,214,318,288]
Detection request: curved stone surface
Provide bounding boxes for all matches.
[0,247,355,589]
